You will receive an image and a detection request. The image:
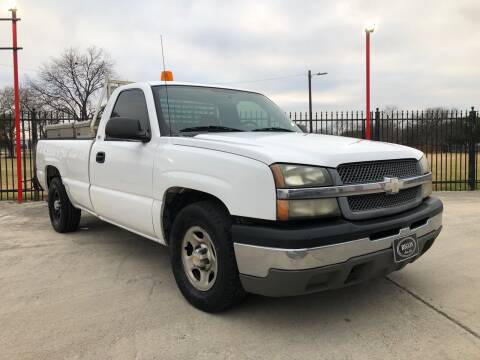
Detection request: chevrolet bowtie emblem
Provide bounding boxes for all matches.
[384,177,402,194]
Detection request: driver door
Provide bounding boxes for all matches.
[89,88,156,237]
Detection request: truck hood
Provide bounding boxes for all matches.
[171,132,423,168]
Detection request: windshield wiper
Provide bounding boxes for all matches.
[252,127,295,132]
[180,125,244,133]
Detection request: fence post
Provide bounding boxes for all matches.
[374,108,380,141]
[31,109,41,200]
[361,111,365,139]
[468,106,477,191]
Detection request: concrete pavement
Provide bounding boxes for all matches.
[0,192,479,359]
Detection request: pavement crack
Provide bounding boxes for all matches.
[115,251,131,280]
[385,276,480,340]
[147,279,157,299]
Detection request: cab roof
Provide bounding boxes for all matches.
[145,81,252,93]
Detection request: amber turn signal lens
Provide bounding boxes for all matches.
[276,200,289,221]
[270,164,286,188]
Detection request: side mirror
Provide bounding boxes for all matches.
[297,124,308,133]
[105,117,150,142]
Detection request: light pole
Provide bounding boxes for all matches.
[0,3,23,202]
[308,70,327,133]
[365,23,375,140]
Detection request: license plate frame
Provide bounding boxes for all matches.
[392,235,419,263]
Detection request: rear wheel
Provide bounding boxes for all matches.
[48,177,81,233]
[170,201,246,312]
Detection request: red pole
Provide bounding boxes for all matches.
[11,8,22,202]
[365,30,371,140]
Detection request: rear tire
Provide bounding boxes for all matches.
[48,177,81,233]
[170,200,246,312]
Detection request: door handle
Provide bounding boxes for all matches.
[96,151,105,163]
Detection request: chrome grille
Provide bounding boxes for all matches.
[337,159,420,184]
[337,159,423,218]
[347,186,421,212]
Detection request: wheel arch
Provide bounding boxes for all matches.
[161,187,230,245]
[45,165,61,189]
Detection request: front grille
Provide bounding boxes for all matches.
[338,159,420,184]
[348,186,421,212]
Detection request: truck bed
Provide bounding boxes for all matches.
[36,138,95,210]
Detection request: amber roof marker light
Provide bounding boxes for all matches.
[161,70,174,81]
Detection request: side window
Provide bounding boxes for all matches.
[110,89,150,131]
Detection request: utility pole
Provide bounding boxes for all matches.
[365,23,375,140]
[0,5,23,202]
[308,70,312,133]
[307,70,327,133]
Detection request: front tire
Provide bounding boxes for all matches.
[170,201,246,312]
[48,177,81,233]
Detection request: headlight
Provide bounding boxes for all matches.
[419,155,430,174]
[270,164,333,188]
[419,155,432,198]
[271,163,339,220]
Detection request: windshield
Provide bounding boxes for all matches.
[151,85,301,135]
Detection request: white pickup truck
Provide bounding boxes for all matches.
[36,80,443,312]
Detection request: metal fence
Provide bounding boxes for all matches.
[290,107,480,191]
[0,107,478,200]
[0,111,77,200]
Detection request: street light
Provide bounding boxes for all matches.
[365,23,375,140]
[0,3,23,202]
[4,0,17,11]
[308,70,328,133]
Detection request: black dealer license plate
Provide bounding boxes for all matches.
[393,236,419,263]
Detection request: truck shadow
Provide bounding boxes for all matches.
[76,214,408,325]
[223,277,411,333]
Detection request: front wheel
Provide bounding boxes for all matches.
[48,177,81,233]
[170,201,246,312]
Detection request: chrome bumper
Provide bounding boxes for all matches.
[234,212,442,278]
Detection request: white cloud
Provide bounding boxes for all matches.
[0,0,478,111]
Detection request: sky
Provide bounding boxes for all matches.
[0,0,478,112]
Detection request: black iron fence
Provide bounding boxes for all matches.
[0,111,77,200]
[290,107,480,191]
[0,108,478,200]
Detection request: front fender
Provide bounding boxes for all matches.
[154,144,277,220]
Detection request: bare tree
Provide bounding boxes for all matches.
[0,92,15,157]
[0,85,42,112]
[0,85,43,157]
[29,46,114,120]
[382,105,399,114]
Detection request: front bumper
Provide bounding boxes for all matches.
[232,197,443,297]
